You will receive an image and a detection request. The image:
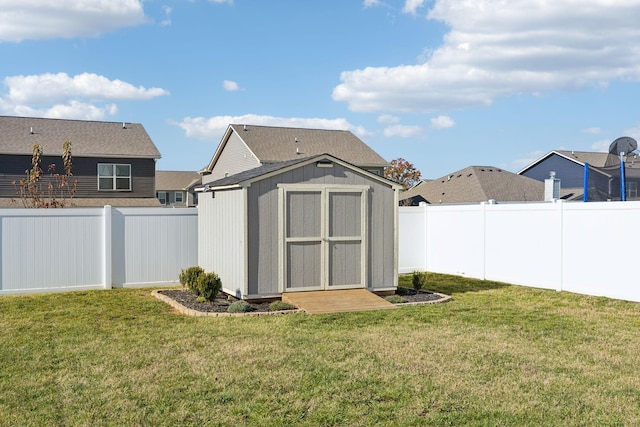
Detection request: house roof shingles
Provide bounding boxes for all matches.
[401,166,544,205]
[156,171,201,191]
[227,124,388,167]
[0,116,161,159]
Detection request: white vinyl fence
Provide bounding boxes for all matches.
[399,201,640,302]
[0,206,197,295]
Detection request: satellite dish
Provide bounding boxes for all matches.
[609,136,638,156]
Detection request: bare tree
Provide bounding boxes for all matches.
[13,141,78,208]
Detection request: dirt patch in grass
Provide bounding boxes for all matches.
[156,287,449,316]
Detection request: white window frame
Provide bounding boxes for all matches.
[98,163,131,191]
[157,191,168,205]
[174,191,184,204]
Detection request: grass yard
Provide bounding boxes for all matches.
[1,274,640,426]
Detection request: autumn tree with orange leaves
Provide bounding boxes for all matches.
[384,157,422,190]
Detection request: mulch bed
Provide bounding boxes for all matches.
[158,287,448,314]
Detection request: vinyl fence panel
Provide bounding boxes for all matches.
[399,201,640,302]
[0,206,197,295]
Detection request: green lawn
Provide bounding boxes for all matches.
[1,274,640,426]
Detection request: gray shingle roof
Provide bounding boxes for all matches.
[401,166,544,204]
[554,150,617,167]
[206,157,312,187]
[156,171,201,191]
[228,124,387,167]
[0,116,161,159]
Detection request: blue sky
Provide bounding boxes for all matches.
[2,0,640,179]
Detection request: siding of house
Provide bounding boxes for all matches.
[0,154,156,199]
[245,162,396,296]
[521,155,586,188]
[203,132,260,184]
[197,188,246,298]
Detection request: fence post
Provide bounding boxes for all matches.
[103,205,112,289]
[556,199,564,292]
[423,203,428,272]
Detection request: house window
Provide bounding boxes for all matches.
[367,169,381,176]
[98,164,131,191]
[174,192,184,204]
[627,182,638,199]
[157,191,168,205]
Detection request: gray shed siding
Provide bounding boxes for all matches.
[203,132,259,184]
[197,188,246,297]
[246,162,396,296]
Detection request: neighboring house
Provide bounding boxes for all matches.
[200,124,388,184]
[518,150,640,201]
[198,153,402,300]
[156,171,200,207]
[0,116,161,207]
[400,166,544,205]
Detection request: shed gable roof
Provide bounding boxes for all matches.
[401,166,544,204]
[0,116,161,159]
[202,154,401,190]
[203,124,387,172]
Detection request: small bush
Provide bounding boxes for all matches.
[412,271,428,292]
[179,266,204,292]
[385,295,406,304]
[269,301,296,311]
[196,296,207,303]
[227,301,255,313]
[196,272,222,302]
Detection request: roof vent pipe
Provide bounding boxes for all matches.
[243,124,247,131]
[545,171,560,201]
[30,127,33,134]
[122,122,126,129]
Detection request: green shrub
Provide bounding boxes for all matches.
[227,300,255,313]
[412,271,428,292]
[196,272,222,302]
[269,301,296,311]
[196,296,207,303]
[385,295,406,304]
[179,266,204,292]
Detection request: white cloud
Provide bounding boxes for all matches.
[623,126,640,144]
[402,0,425,15]
[0,72,168,120]
[431,115,455,129]
[377,114,400,124]
[209,0,233,3]
[582,127,601,134]
[507,150,546,172]
[334,0,640,113]
[0,0,147,42]
[175,114,371,141]
[223,80,241,91]
[382,124,423,138]
[4,73,168,104]
[591,139,612,152]
[363,0,382,7]
[160,5,172,27]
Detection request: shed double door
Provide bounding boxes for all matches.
[279,185,368,292]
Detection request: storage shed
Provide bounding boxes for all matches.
[198,154,402,300]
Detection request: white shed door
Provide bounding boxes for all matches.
[280,186,368,292]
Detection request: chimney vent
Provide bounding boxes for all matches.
[545,171,560,201]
